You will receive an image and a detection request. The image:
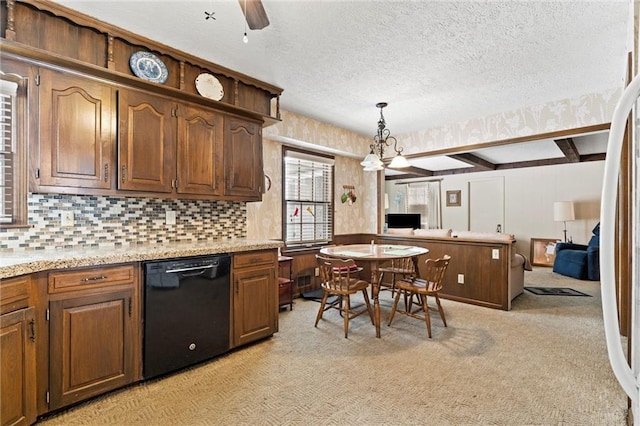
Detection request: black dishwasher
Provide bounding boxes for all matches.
[143,254,231,379]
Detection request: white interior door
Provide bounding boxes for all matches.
[468,177,504,233]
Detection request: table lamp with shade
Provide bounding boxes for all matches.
[553,201,575,242]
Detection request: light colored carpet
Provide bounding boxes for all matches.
[38,268,628,425]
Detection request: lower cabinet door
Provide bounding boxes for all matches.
[233,266,276,347]
[49,289,135,410]
[1,307,36,426]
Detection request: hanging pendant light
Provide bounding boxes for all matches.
[360,146,384,169]
[388,152,410,168]
[362,102,408,171]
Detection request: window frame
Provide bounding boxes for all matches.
[0,69,29,228]
[282,147,334,249]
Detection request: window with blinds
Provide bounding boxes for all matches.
[283,149,334,246]
[395,180,442,229]
[0,80,18,224]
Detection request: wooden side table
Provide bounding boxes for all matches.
[278,256,294,310]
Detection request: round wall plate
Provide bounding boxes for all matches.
[195,73,224,101]
[129,51,168,84]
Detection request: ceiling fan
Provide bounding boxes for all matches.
[238,0,270,30]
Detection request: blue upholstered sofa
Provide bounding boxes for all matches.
[552,223,600,280]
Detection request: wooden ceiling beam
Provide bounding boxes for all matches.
[554,138,580,163]
[382,132,607,180]
[496,157,569,170]
[390,166,434,177]
[431,167,480,176]
[385,166,434,179]
[448,153,496,170]
[580,153,606,162]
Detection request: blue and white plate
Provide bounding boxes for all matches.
[129,51,168,84]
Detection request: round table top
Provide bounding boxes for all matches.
[319,244,428,261]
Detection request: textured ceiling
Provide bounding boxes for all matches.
[53,0,629,138]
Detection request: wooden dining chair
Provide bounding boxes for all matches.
[387,255,451,338]
[315,255,374,338]
[377,257,416,296]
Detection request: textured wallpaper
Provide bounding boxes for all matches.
[399,89,621,154]
[264,110,373,157]
[246,138,378,240]
[246,139,283,240]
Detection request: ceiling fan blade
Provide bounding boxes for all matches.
[238,0,270,30]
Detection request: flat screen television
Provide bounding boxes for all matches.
[386,213,421,230]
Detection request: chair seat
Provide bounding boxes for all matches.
[378,258,416,295]
[395,278,436,292]
[321,277,369,294]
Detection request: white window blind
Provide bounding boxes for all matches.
[399,180,442,229]
[0,80,18,224]
[284,150,334,246]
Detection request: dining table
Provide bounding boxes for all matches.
[319,243,429,337]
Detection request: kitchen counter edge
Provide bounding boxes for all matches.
[0,239,284,279]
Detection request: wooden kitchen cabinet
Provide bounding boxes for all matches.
[23,57,265,201]
[224,117,263,200]
[1,307,37,426]
[119,89,226,197]
[232,250,278,347]
[118,89,175,193]
[1,275,36,426]
[176,103,224,196]
[47,265,140,410]
[35,68,115,190]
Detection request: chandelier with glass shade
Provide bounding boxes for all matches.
[360,102,410,171]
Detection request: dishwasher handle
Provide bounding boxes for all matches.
[165,264,215,274]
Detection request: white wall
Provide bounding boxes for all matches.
[386,161,604,257]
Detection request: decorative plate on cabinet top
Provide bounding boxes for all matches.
[195,73,224,101]
[129,51,168,84]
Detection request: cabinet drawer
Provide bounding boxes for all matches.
[1,275,31,315]
[48,265,135,293]
[233,250,276,269]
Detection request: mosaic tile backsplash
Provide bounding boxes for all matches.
[0,194,247,252]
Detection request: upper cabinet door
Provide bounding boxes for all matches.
[37,69,114,189]
[224,117,262,200]
[176,104,224,196]
[118,90,175,193]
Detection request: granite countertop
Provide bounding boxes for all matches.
[0,239,284,279]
